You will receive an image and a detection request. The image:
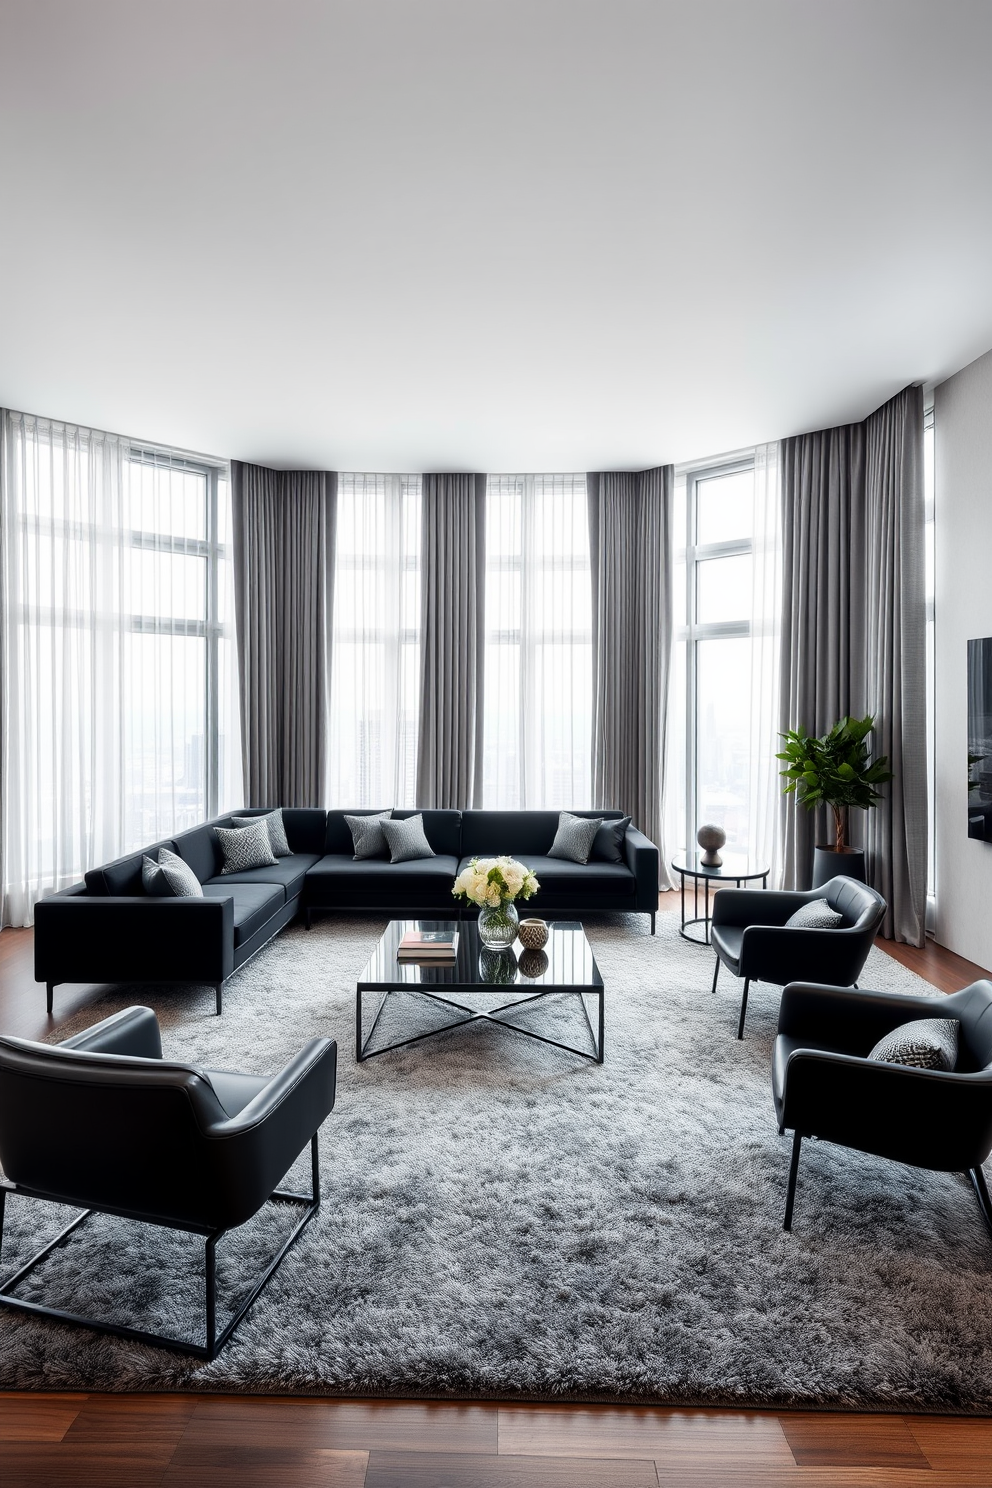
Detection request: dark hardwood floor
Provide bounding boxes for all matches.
[1,902,990,1485]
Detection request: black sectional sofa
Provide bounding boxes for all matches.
[35,807,659,1014]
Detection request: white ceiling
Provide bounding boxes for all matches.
[2,0,992,471]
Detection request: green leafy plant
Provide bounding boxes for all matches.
[777,714,893,852]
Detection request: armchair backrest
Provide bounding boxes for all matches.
[0,1035,232,1228]
[821,876,886,931]
[945,980,992,1071]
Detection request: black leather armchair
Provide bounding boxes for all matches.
[710,876,886,1039]
[0,1006,337,1358]
[773,979,992,1236]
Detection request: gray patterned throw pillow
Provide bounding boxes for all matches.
[381,813,435,864]
[231,807,290,857]
[548,811,604,865]
[784,899,844,929]
[869,1017,960,1071]
[216,818,278,875]
[142,847,203,898]
[345,811,392,860]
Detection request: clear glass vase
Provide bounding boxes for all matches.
[477,899,519,949]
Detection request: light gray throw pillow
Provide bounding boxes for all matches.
[231,807,290,857]
[215,818,278,875]
[548,811,603,865]
[142,847,203,898]
[784,899,844,929]
[381,813,435,864]
[345,811,392,860]
[869,1017,960,1071]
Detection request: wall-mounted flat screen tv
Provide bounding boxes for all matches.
[968,637,992,840]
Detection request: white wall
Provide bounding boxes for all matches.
[934,346,992,967]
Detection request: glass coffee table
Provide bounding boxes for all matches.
[356,919,604,1063]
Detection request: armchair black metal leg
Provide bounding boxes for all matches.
[737,978,750,1039]
[711,957,720,994]
[205,1232,217,1360]
[305,908,312,930]
[650,911,656,935]
[967,1166,992,1239]
[214,982,224,1016]
[784,1130,803,1231]
[46,983,55,1016]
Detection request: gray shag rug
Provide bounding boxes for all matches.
[2,912,991,1411]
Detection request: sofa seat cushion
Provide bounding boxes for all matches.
[457,855,634,902]
[204,852,321,899]
[201,883,285,946]
[306,854,461,907]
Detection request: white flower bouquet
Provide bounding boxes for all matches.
[452,856,540,908]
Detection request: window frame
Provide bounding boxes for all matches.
[678,457,755,853]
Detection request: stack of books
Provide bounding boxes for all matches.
[397,928,459,963]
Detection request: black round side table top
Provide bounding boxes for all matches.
[671,851,769,882]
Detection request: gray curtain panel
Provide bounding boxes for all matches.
[416,473,487,809]
[231,461,336,809]
[587,466,674,883]
[779,385,926,943]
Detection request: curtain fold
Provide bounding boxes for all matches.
[588,465,674,881]
[416,473,487,809]
[779,385,925,943]
[231,461,336,808]
[750,443,785,887]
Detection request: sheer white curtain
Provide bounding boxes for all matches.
[749,441,784,885]
[1,412,242,926]
[482,474,593,808]
[326,474,422,807]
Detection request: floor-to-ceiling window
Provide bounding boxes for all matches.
[1,413,241,925]
[676,459,756,853]
[481,474,593,809]
[326,473,422,807]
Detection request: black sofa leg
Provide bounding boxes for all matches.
[711,957,720,995]
[968,1166,992,1239]
[214,982,224,1016]
[736,978,750,1040]
[784,1130,803,1230]
[650,911,656,935]
[46,982,55,1016]
[305,908,312,931]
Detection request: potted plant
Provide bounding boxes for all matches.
[777,715,893,887]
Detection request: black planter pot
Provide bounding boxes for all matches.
[811,846,866,889]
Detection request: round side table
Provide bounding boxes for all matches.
[671,852,770,946]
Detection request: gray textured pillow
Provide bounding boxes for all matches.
[231,808,290,857]
[548,811,603,865]
[215,818,278,875]
[592,815,631,863]
[345,811,392,860]
[784,899,844,929]
[869,1017,960,1071]
[381,813,435,864]
[142,847,203,899]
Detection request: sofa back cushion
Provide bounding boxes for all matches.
[85,841,177,897]
[172,824,223,885]
[325,809,461,858]
[460,809,625,858]
[228,806,326,856]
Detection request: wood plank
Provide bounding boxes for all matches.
[876,934,991,994]
[0,1442,176,1487]
[497,1405,794,1469]
[365,1450,660,1487]
[161,1444,369,1487]
[907,1413,992,1469]
[184,1396,498,1454]
[0,1392,87,1441]
[779,1412,929,1468]
[654,1470,992,1487]
[61,1392,196,1451]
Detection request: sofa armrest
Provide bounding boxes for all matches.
[777,981,945,1051]
[34,895,235,985]
[623,827,660,909]
[60,1005,163,1059]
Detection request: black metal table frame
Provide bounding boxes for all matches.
[675,865,769,945]
[356,982,604,1064]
